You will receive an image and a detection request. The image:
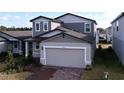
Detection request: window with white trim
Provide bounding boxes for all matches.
[35,22,40,32]
[85,23,91,33]
[43,22,49,31]
[35,42,39,50]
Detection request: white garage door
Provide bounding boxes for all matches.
[45,47,86,68]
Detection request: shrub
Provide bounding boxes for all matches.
[85,65,92,70]
[6,51,17,74]
[5,47,27,74]
[98,45,102,50]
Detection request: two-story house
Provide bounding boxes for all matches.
[106,26,112,43]
[111,12,124,65]
[0,13,97,68]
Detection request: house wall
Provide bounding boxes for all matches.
[112,16,124,65]
[51,21,61,30]
[106,27,112,42]
[32,42,40,58]
[0,42,7,53]
[56,14,96,37]
[96,31,99,44]
[32,18,61,37]
[12,41,23,54]
[40,34,93,66]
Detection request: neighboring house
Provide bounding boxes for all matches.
[106,26,112,43]
[0,13,97,68]
[95,28,106,43]
[0,31,32,54]
[111,12,124,65]
[96,30,99,44]
[98,30,107,41]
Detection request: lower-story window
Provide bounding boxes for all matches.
[13,41,18,49]
[35,42,39,50]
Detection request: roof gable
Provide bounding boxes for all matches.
[111,12,124,23]
[0,31,18,41]
[34,27,95,43]
[30,16,61,23]
[55,13,97,24]
[42,33,87,43]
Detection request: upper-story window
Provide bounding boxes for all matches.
[35,22,40,32]
[85,23,91,33]
[43,22,49,31]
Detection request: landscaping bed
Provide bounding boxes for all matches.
[80,45,124,80]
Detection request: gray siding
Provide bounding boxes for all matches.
[0,42,7,53]
[112,16,124,65]
[32,21,51,37]
[40,34,93,66]
[113,37,124,65]
[63,23,84,32]
[91,22,94,36]
[32,42,40,58]
[63,22,94,36]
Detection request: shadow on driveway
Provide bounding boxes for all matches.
[26,66,57,80]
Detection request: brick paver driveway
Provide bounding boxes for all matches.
[26,65,82,80]
[50,67,82,80]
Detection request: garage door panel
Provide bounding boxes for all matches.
[46,48,85,68]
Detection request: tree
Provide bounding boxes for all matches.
[97,28,105,32]
[6,45,16,74]
[0,25,7,31]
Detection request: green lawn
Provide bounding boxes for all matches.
[0,63,33,80]
[80,48,124,80]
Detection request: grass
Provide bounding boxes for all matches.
[80,45,124,80]
[0,72,33,80]
[0,63,33,80]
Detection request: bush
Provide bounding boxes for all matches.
[5,49,28,74]
[6,51,17,74]
[85,65,92,70]
[98,45,102,50]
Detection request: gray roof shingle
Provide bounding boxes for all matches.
[0,31,32,39]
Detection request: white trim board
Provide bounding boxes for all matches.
[41,45,87,66]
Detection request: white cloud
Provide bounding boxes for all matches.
[0,15,21,21]
[14,16,21,20]
[96,12,121,28]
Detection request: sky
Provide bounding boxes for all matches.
[0,12,121,29]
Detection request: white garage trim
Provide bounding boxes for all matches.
[41,45,87,66]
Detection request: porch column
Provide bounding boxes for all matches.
[25,41,29,58]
